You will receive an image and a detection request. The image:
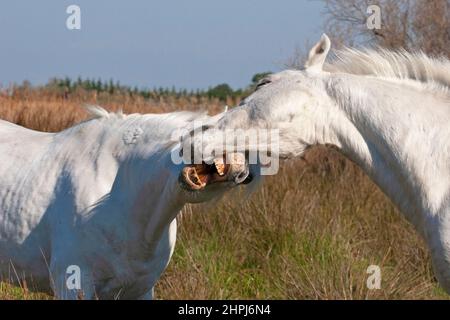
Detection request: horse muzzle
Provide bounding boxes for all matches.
[180,152,251,190]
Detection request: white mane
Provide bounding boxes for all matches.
[325,48,450,96]
[84,104,205,124]
[84,105,118,119]
[80,105,211,143]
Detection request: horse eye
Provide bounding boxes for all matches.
[255,79,272,90]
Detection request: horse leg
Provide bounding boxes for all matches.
[426,219,450,294]
[49,259,96,300]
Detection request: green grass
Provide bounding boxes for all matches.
[154,147,449,300]
[0,282,50,300]
[0,93,448,299]
[1,147,448,300]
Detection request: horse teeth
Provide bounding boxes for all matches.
[214,159,225,176]
[230,153,245,165]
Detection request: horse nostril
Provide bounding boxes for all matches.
[234,169,250,184]
[242,173,253,184]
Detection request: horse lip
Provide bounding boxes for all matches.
[213,158,226,176]
[224,152,248,184]
[181,166,206,190]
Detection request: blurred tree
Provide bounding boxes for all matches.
[108,79,115,94]
[96,79,103,92]
[207,83,234,101]
[319,0,450,56]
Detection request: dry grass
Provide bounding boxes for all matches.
[0,91,448,299]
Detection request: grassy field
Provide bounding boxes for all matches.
[0,90,448,299]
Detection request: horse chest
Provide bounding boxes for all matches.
[95,221,177,299]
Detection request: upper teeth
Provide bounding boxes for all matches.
[229,153,245,166]
[214,158,225,176]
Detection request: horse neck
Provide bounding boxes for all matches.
[57,118,124,165]
[323,74,450,226]
[73,118,184,253]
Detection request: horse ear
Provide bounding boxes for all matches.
[304,34,331,71]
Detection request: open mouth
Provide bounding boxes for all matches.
[181,157,231,190]
[180,152,254,191]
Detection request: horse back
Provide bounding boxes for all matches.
[0,117,55,170]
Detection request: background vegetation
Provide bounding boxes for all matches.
[1,0,450,299]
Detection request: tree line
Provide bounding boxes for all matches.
[16,72,271,101]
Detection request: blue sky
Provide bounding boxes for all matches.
[0,0,324,90]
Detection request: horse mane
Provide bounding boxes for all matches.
[83,104,207,125]
[84,105,123,119]
[79,105,213,144]
[324,47,450,95]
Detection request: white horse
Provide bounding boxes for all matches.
[0,106,254,299]
[202,34,450,294]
